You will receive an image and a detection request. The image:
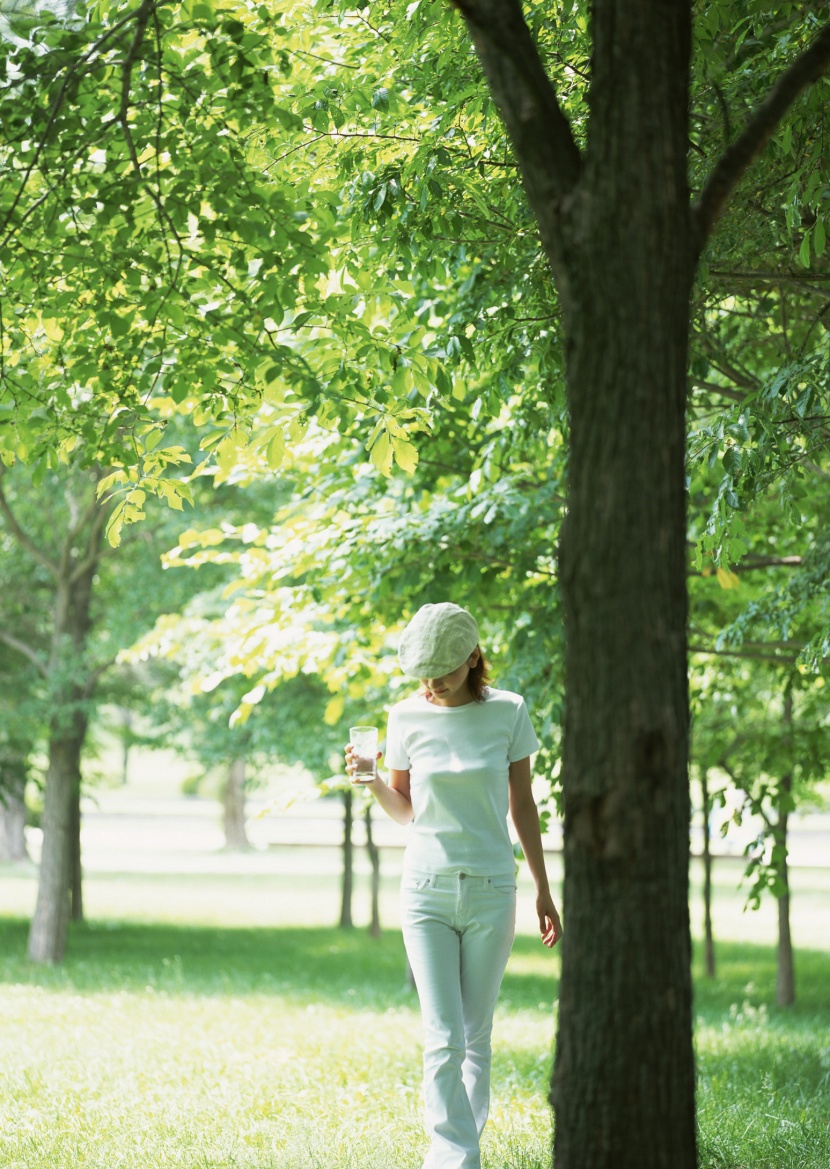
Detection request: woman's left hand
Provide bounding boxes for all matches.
[537,892,563,948]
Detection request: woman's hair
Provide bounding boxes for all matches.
[468,647,491,702]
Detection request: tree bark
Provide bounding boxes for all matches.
[0,793,28,863]
[550,2,697,1164]
[28,732,81,963]
[69,776,83,922]
[0,746,29,863]
[27,488,106,964]
[701,769,716,978]
[339,788,354,929]
[364,803,381,938]
[222,757,250,850]
[776,818,795,1007]
[776,690,795,1007]
[457,5,698,1157]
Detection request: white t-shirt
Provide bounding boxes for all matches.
[384,687,540,878]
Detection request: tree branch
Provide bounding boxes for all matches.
[449,0,581,275]
[693,24,830,249]
[0,629,48,677]
[689,644,799,665]
[0,472,59,578]
[691,379,748,404]
[69,498,109,585]
[119,0,156,176]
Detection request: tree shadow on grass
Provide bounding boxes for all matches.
[692,938,830,1019]
[1,917,825,1024]
[0,918,560,1009]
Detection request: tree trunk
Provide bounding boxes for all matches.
[339,788,354,929]
[701,768,716,978]
[28,733,80,963]
[118,706,132,785]
[28,489,105,964]
[0,749,28,862]
[364,803,381,938]
[776,692,795,1007]
[456,0,697,1150]
[69,775,83,922]
[222,757,250,850]
[549,5,697,1165]
[776,832,795,1007]
[0,793,28,862]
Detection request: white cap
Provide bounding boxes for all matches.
[397,603,479,678]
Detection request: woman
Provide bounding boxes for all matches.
[346,602,562,1169]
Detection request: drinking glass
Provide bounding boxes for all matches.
[349,726,378,782]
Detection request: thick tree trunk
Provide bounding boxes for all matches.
[339,788,354,929]
[364,803,381,938]
[222,757,250,850]
[550,4,697,1166]
[701,769,716,978]
[458,1,697,1157]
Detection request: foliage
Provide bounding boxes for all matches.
[691,659,830,908]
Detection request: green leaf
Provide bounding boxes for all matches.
[798,230,812,268]
[369,430,393,475]
[391,435,418,473]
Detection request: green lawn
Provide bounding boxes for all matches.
[0,901,828,1169]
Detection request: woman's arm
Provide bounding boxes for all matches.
[345,747,414,825]
[509,756,563,948]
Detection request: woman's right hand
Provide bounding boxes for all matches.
[344,744,381,785]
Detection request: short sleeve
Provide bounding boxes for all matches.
[508,697,541,762]
[384,706,410,770]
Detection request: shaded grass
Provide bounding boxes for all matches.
[0,917,828,1168]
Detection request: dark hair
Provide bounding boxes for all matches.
[468,647,491,703]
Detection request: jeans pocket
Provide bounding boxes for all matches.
[489,880,517,895]
[402,876,432,892]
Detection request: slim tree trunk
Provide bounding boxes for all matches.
[28,734,79,963]
[339,788,354,929]
[776,826,795,1007]
[28,487,106,964]
[364,803,381,938]
[701,769,716,978]
[69,776,83,922]
[119,707,132,785]
[0,793,28,862]
[222,757,250,850]
[0,749,29,862]
[776,692,795,1007]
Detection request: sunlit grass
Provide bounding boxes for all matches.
[0,911,828,1169]
[0,922,556,1169]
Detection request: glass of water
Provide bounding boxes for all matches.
[349,726,379,782]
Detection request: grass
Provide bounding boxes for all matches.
[0,908,828,1169]
[0,919,555,1169]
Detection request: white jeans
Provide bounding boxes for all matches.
[401,872,517,1169]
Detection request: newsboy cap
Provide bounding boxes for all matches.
[397,603,479,678]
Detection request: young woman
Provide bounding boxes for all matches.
[345,602,562,1169]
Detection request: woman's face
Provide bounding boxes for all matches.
[421,649,480,707]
